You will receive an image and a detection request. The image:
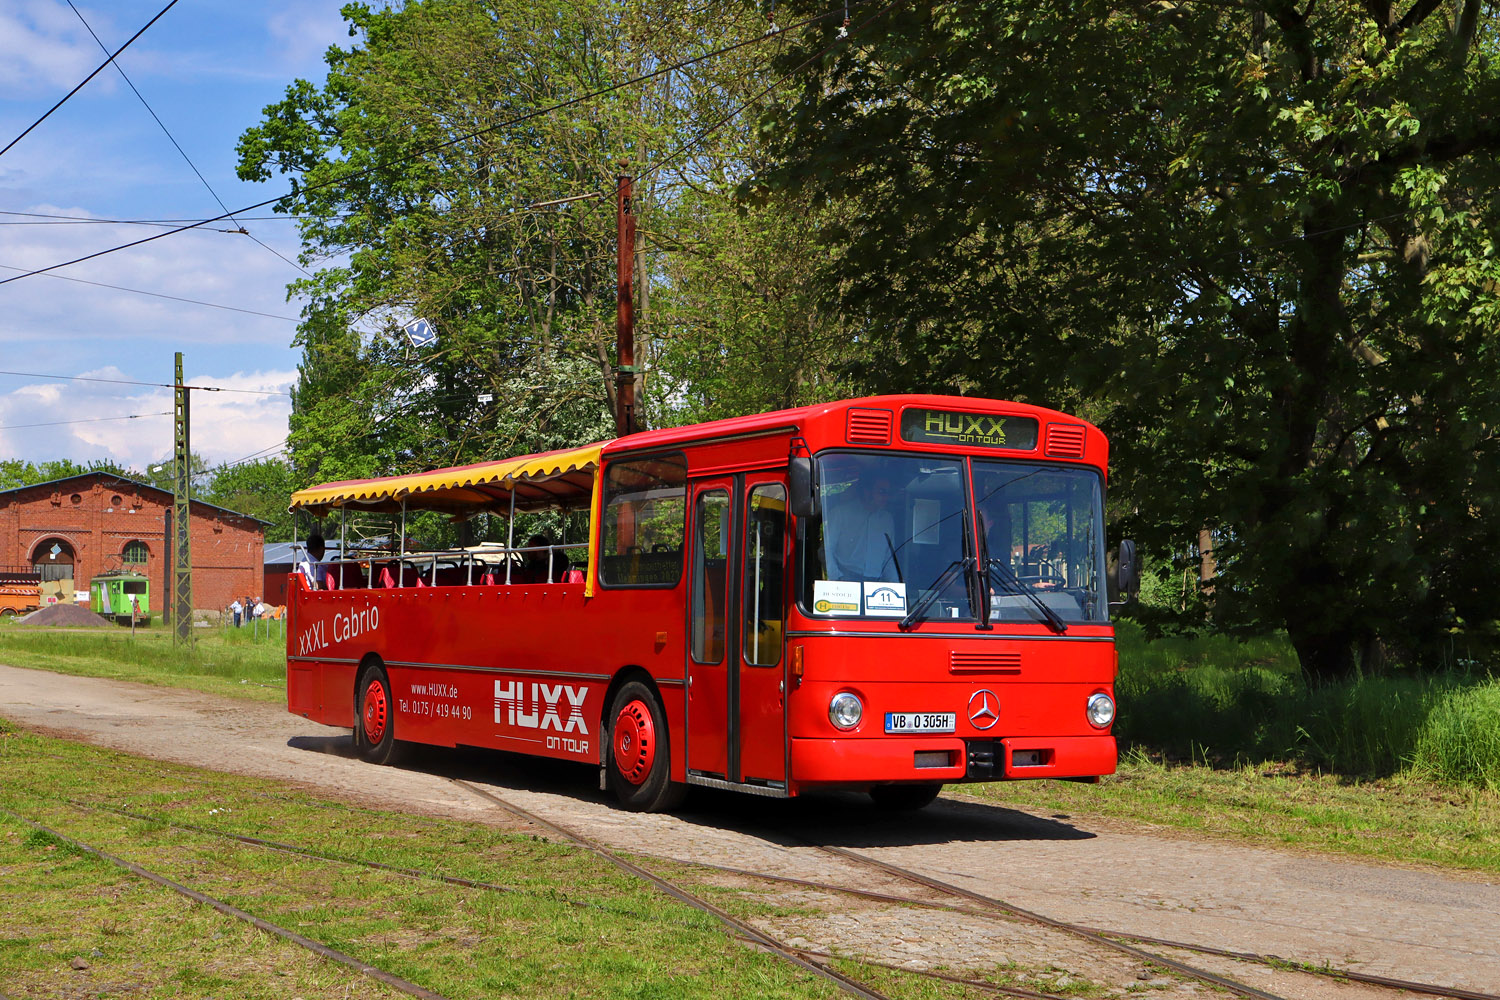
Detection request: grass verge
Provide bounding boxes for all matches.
[962,749,1500,875]
[1114,621,1500,787]
[0,622,286,703]
[1,721,1024,1000]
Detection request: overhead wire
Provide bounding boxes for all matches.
[0,369,290,396]
[64,0,312,280]
[0,4,852,289]
[0,411,172,432]
[0,263,299,321]
[0,210,347,226]
[0,0,182,160]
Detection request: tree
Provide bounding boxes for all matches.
[201,458,298,541]
[140,452,208,494]
[0,458,131,490]
[239,0,869,496]
[762,1,1500,679]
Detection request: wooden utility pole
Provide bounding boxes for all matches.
[615,168,637,437]
[172,352,193,644]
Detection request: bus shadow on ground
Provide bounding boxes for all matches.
[672,788,1097,848]
[285,736,1094,847]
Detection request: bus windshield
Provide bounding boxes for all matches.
[801,453,1107,624]
[803,453,974,621]
[973,461,1106,624]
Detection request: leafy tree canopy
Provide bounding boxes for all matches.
[0,458,129,491]
[200,458,298,541]
[763,0,1500,678]
[238,0,861,500]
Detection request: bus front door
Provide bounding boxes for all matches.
[735,477,788,786]
[687,479,736,778]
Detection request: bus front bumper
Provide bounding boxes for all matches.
[789,734,1117,786]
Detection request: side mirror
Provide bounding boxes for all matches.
[788,457,819,519]
[1116,539,1139,600]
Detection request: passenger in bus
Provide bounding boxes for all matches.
[824,474,898,581]
[297,533,330,590]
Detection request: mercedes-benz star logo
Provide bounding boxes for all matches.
[968,689,999,730]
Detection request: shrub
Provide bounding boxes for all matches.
[1410,683,1500,790]
[1115,621,1499,780]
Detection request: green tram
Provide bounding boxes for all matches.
[89,571,150,626]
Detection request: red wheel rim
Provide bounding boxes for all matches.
[363,680,388,744]
[613,699,655,785]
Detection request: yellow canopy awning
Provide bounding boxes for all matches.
[288,443,603,516]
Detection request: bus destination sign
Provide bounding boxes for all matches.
[900,409,1039,450]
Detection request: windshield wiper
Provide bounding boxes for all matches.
[884,533,903,583]
[899,509,973,631]
[898,557,969,630]
[985,557,1068,633]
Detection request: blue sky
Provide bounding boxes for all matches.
[0,0,356,472]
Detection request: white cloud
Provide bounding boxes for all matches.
[0,203,303,468]
[0,0,121,93]
[0,364,294,471]
[266,4,357,73]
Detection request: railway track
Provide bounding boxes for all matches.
[6,789,903,1000]
[45,790,1091,1000]
[15,743,1494,1000]
[0,804,453,1000]
[631,850,1500,1000]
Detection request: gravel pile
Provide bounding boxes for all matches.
[18,603,114,628]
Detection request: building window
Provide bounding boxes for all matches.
[123,540,149,565]
[70,494,83,505]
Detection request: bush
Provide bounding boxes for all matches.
[1114,621,1499,780]
[1410,683,1500,790]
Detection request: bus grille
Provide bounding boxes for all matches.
[949,650,1022,674]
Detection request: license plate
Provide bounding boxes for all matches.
[884,712,956,734]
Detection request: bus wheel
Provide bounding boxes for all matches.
[869,783,943,810]
[355,665,396,765]
[607,681,684,813]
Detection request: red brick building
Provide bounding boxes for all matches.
[0,473,266,615]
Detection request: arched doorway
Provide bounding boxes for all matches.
[31,537,77,603]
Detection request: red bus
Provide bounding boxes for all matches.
[286,395,1128,811]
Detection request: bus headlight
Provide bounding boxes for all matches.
[829,692,863,730]
[1087,692,1115,728]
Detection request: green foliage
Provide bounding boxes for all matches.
[1115,621,1500,782]
[200,458,298,541]
[1411,683,1500,790]
[0,458,131,490]
[238,0,861,497]
[763,1,1500,679]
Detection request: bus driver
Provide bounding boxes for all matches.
[824,472,900,582]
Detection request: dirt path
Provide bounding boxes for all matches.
[3,663,1497,998]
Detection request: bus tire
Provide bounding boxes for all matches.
[869,783,943,810]
[606,681,684,812]
[355,664,397,765]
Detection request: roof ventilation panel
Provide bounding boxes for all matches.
[846,408,893,445]
[1044,423,1087,458]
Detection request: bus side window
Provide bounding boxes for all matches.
[692,490,730,664]
[600,453,687,587]
[743,485,786,666]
